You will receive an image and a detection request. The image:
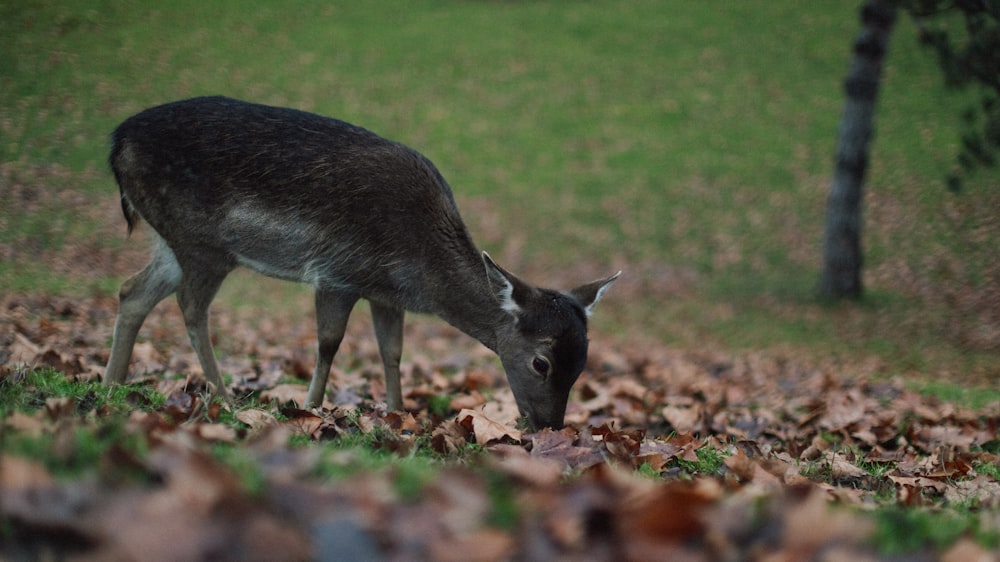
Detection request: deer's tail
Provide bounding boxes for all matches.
[109,134,141,236]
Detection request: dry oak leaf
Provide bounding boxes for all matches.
[942,537,997,562]
[529,427,576,454]
[888,475,949,495]
[281,409,325,439]
[0,455,74,533]
[457,408,521,445]
[0,454,56,490]
[423,469,493,536]
[818,390,870,431]
[6,332,41,365]
[383,411,420,433]
[828,453,870,480]
[944,476,1000,506]
[91,447,312,561]
[723,448,756,481]
[142,443,245,513]
[35,348,86,375]
[162,388,201,421]
[430,419,470,455]
[779,488,875,559]
[633,439,679,473]
[590,424,643,465]
[152,376,196,401]
[189,422,238,443]
[489,449,564,487]
[236,408,280,432]
[44,397,78,422]
[529,428,605,472]
[460,369,497,391]
[668,432,703,463]
[448,390,487,411]
[661,404,702,434]
[3,410,48,438]
[620,478,722,542]
[260,384,312,407]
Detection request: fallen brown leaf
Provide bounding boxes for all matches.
[0,454,56,489]
[236,408,280,433]
[260,384,311,407]
[620,478,720,541]
[430,419,470,455]
[3,292,1000,559]
[457,408,521,445]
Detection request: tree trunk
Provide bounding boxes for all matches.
[820,0,898,299]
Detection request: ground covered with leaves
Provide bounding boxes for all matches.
[2,292,999,560]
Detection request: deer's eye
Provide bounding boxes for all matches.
[531,356,551,376]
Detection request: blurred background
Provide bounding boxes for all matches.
[2,1,997,389]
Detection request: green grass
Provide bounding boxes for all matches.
[914,380,1000,410]
[873,507,1000,555]
[0,366,488,488]
[676,445,728,477]
[0,368,163,478]
[0,367,164,415]
[975,460,1000,480]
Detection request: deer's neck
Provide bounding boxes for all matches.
[426,254,506,353]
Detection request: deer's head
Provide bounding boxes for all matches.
[483,253,619,430]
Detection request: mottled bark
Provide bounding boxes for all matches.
[820,0,897,299]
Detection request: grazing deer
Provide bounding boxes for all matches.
[103,96,619,429]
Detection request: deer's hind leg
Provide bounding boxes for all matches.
[174,255,233,403]
[105,235,182,385]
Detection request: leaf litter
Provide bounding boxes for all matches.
[2,292,999,560]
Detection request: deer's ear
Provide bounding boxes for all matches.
[569,271,621,317]
[482,252,528,316]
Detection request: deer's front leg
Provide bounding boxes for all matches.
[305,290,358,409]
[370,301,405,412]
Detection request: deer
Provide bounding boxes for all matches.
[103,96,619,430]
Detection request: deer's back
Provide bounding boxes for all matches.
[111,97,477,309]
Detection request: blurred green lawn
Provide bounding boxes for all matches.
[2,1,997,387]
